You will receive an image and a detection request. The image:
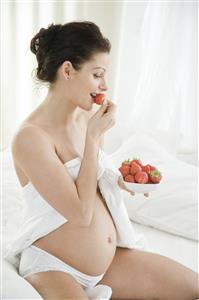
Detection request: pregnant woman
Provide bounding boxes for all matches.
[6,21,198,299]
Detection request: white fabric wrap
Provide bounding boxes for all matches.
[97,149,147,249]
[4,149,147,270]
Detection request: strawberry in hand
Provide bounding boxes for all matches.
[93,93,105,105]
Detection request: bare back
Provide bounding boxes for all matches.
[12,109,117,276]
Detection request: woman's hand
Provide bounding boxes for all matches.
[118,176,149,198]
[118,176,135,196]
[87,100,116,141]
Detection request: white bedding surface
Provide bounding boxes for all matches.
[131,221,198,273]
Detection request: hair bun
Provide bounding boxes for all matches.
[30,21,111,83]
[30,23,62,55]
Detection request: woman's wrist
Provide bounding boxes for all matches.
[86,129,101,146]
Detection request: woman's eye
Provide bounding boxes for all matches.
[94,74,103,78]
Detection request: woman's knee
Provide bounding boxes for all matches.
[25,270,89,299]
[189,271,199,299]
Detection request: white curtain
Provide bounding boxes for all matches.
[110,1,197,157]
[132,2,197,154]
[1,1,197,160]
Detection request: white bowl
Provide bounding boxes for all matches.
[124,181,160,193]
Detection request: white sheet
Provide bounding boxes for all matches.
[132,222,198,273]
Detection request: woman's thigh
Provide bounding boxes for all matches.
[99,247,199,300]
[25,270,89,299]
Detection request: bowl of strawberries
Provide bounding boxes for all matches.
[118,158,162,193]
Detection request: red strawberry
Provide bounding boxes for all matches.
[149,170,162,183]
[147,177,154,183]
[134,171,149,184]
[130,162,142,175]
[124,174,135,183]
[142,165,151,174]
[93,93,105,105]
[131,158,143,167]
[142,164,157,174]
[119,165,130,177]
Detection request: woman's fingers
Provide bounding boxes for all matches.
[96,102,109,116]
[130,191,149,197]
[118,176,149,198]
[103,100,116,115]
[130,192,149,197]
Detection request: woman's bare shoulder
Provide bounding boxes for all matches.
[13,122,54,144]
[12,122,55,162]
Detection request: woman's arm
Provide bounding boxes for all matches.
[99,134,104,149]
[75,133,101,226]
[75,102,114,226]
[86,110,104,149]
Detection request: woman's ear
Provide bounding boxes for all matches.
[61,61,74,80]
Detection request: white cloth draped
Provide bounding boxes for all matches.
[4,149,147,271]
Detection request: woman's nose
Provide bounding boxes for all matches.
[99,81,108,92]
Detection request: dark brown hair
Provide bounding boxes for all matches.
[30,21,111,83]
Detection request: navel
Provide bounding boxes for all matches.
[107,236,112,243]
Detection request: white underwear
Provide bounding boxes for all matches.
[19,245,112,300]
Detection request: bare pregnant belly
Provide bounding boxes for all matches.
[33,189,117,276]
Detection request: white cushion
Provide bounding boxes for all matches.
[2,259,42,299]
[1,148,25,246]
[110,132,198,241]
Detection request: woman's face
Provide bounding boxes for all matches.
[68,52,110,110]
